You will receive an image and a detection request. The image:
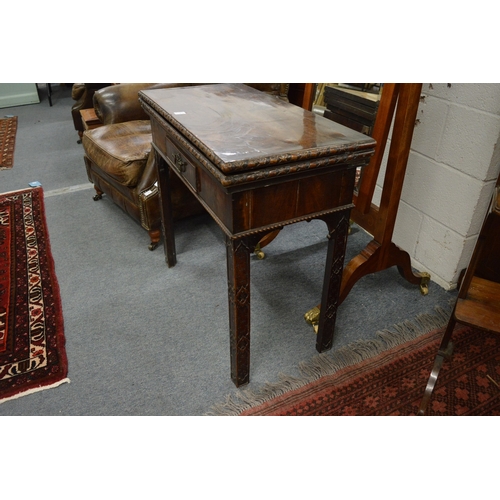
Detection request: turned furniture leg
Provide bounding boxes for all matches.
[316,210,351,352]
[226,234,261,387]
[154,150,177,267]
[92,186,103,201]
[148,229,161,251]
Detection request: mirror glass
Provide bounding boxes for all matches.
[312,84,383,192]
[312,83,383,134]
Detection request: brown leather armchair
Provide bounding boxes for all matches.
[82,83,290,250]
[82,83,205,250]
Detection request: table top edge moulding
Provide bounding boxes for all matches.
[139,84,376,181]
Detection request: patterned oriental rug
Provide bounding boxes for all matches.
[0,116,18,169]
[0,187,69,404]
[209,311,500,416]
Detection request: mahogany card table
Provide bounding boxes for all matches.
[139,84,376,387]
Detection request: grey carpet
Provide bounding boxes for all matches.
[0,84,456,415]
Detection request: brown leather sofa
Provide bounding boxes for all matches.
[82,83,290,250]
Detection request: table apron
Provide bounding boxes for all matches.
[152,140,357,239]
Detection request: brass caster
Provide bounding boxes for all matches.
[254,244,265,260]
[93,193,102,201]
[304,305,320,334]
[148,242,159,251]
[419,272,431,296]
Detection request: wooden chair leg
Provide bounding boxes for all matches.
[418,317,457,415]
[92,186,103,201]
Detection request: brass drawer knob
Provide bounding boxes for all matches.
[173,153,187,173]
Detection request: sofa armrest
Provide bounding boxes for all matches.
[93,83,197,125]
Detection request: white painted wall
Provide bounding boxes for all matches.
[373,83,500,290]
[0,83,39,108]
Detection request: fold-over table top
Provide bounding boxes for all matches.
[140,84,376,176]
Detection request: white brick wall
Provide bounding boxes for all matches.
[377,83,500,290]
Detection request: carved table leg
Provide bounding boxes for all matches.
[226,234,261,387]
[316,209,351,353]
[154,149,176,267]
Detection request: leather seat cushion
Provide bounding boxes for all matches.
[82,120,152,187]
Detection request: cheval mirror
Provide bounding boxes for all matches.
[255,83,429,331]
[303,83,430,330]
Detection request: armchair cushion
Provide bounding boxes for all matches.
[82,120,151,187]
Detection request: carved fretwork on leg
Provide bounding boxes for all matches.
[226,233,262,387]
[154,150,176,267]
[316,209,351,353]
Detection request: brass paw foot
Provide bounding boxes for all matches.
[419,272,431,295]
[93,193,102,201]
[148,242,159,251]
[254,244,265,260]
[304,305,320,334]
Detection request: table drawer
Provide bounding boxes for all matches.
[163,135,198,193]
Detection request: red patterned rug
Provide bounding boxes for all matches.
[0,187,68,404]
[209,314,500,416]
[0,116,18,169]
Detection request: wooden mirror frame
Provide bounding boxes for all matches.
[305,83,431,329]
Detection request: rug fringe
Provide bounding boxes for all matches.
[0,378,70,405]
[206,307,450,416]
